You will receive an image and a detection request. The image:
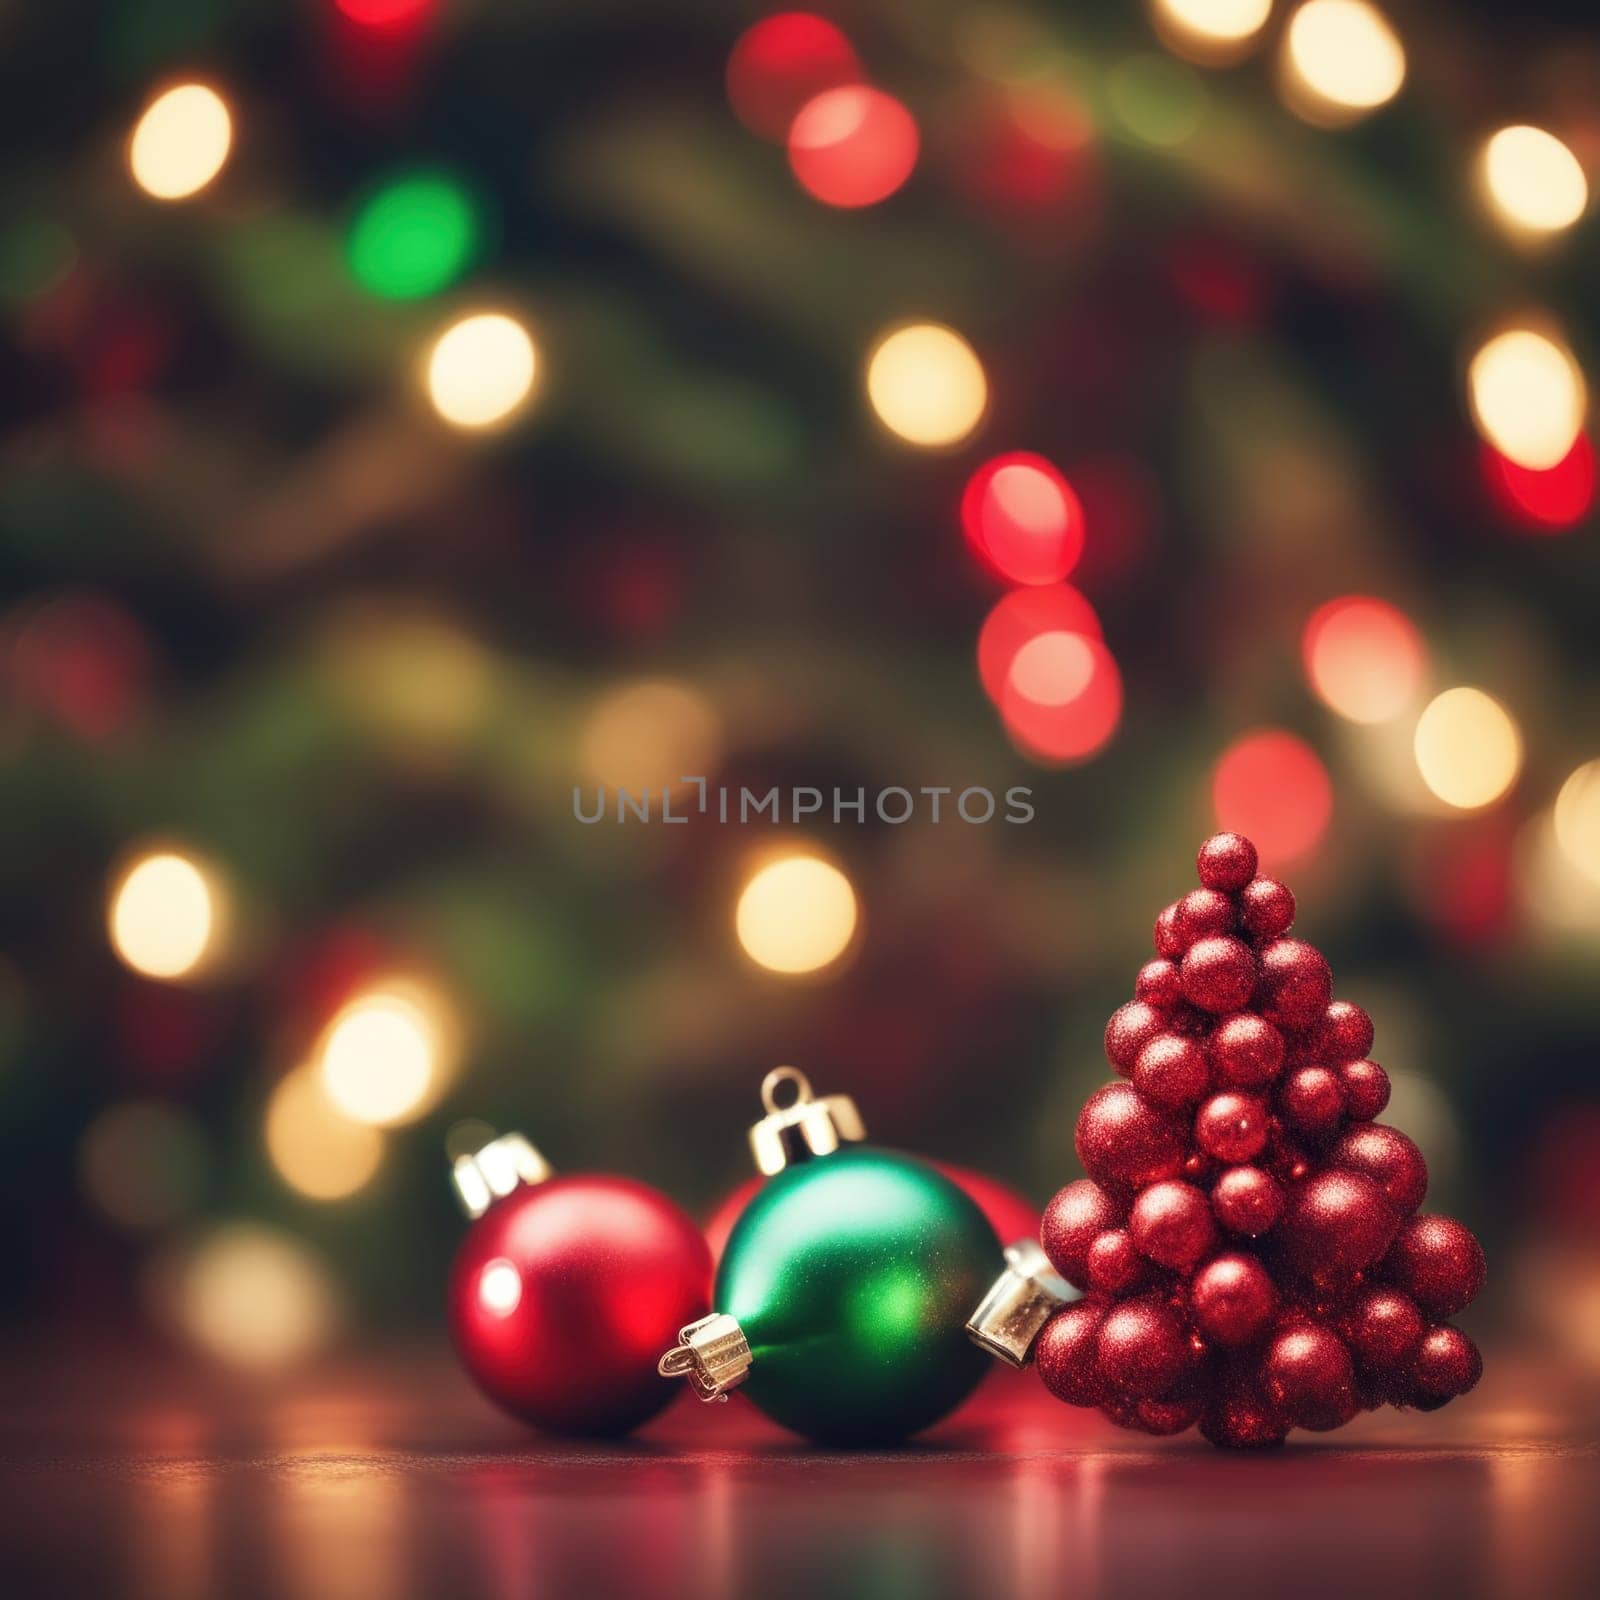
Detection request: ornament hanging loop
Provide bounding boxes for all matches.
[657,1313,752,1401]
[760,1065,814,1114]
[748,1065,866,1175]
[966,1238,1076,1369]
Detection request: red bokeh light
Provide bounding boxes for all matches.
[976,584,1101,704]
[1301,596,1426,724]
[1212,730,1333,867]
[1000,629,1123,765]
[727,13,860,141]
[961,452,1085,586]
[788,86,918,208]
[334,0,434,26]
[1484,436,1596,533]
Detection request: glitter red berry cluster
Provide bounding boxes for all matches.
[1034,833,1487,1448]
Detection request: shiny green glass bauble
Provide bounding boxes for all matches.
[715,1146,1000,1444]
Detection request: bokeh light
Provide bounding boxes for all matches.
[1413,687,1522,810]
[1480,126,1588,237]
[578,678,722,795]
[736,854,859,975]
[865,323,987,448]
[78,1101,208,1231]
[108,848,224,982]
[977,584,1102,704]
[169,1224,339,1373]
[1484,436,1596,532]
[348,172,479,300]
[1302,596,1426,724]
[128,84,233,201]
[1000,629,1123,765]
[334,0,435,25]
[1151,0,1273,66]
[1281,1,1405,126]
[319,982,455,1126]
[1467,328,1587,472]
[425,311,538,429]
[961,453,1085,586]
[1212,729,1333,866]
[1553,760,1600,889]
[788,86,918,207]
[266,1066,385,1201]
[727,13,860,141]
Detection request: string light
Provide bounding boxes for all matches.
[1413,687,1521,810]
[348,172,479,300]
[426,312,538,429]
[1281,1,1405,127]
[266,1066,385,1201]
[1212,729,1333,866]
[977,585,1102,704]
[1000,630,1123,764]
[865,323,987,448]
[107,848,223,982]
[1302,596,1426,724]
[736,854,858,975]
[1484,436,1596,533]
[1553,760,1600,888]
[961,453,1085,586]
[1152,0,1274,66]
[1467,328,1587,471]
[128,84,233,201]
[319,982,454,1126]
[788,85,918,207]
[727,14,860,141]
[1479,126,1588,237]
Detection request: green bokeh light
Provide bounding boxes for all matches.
[346,172,480,300]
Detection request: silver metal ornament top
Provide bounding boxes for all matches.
[449,1131,553,1218]
[747,1066,866,1175]
[657,1313,753,1402]
[965,1237,1077,1369]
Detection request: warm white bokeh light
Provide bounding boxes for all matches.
[1553,760,1600,889]
[108,849,221,981]
[1282,1,1405,124]
[578,679,722,794]
[736,854,859,975]
[1413,687,1522,810]
[128,84,233,200]
[266,1067,384,1201]
[1153,0,1273,62]
[319,984,453,1126]
[1481,126,1588,237]
[426,312,538,429]
[1467,328,1587,471]
[865,323,988,448]
[478,1258,523,1318]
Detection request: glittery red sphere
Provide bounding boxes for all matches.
[1197,831,1258,892]
[1076,1082,1186,1196]
[1256,939,1333,1032]
[1200,1378,1287,1449]
[1211,1012,1285,1088]
[1342,1288,1424,1372]
[1191,1253,1278,1347]
[1126,1394,1205,1436]
[449,1174,711,1436]
[1329,1124,1428,1214]
[1035,1302,1106,1406]
[1132,1033,1210,1110]
[1096,1296,1189,1399]
[1176,887,1235,943]
[1279,1170,1398,1275]
[1105,1001,1166,1075]
[1180,935,1258,1014]
[1135,958,1182,1008]
[1211,1164,1284,1236]
[1085,1227,1148,1294]
[1041,1178,1124,1286]
[1130,1179,1216,1270]
[1279,1065,1346,1140]
[1238,876,1295,941]
[1383,1215,1487,1317]
[1411,1325,1482,1401]
[1262,1324,1357,1431]
[1316,1001,1375,1063]
[1154,902,1186,958]
[1340,1059,1391,1122]
[1195,1091,1269,1164]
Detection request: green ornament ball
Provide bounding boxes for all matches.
[715,1146,1000,1444]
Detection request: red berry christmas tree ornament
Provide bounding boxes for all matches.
[1028,834,1486,1448]
[448,1128,712,1436]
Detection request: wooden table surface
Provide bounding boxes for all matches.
[1,1342,1595,1600]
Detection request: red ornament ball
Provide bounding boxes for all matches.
[1181,935,1257,1014]
[1383,1215,1487,1318]
[1191,1252,1278,1347]
[1105,1001,1166,1074]
[1086,1227,1148,1294]
[1076,1082,1186,1195]
[1096,1296,1189,1399]
[1329,1124,1428,1215]
[1195,1091,1269,1164]
[1134,958,1182,1008]
[449,1173,711,1436]
[1211,1164,1284,1235]
[1035,1301,1106,1405]
[1411,1325,1482,1402]
[1132,1032,1210,1110]
[1126,1394,1204,1436]
[1279,1170,1398,1275]
[1316,1000,1375,1063]
[1340,1059,1391,1122]
[1041,1177,1123,1285]
[1342,1287,1424,1372]
[1212,1012,1285,1088]
[1256,939,1333,1032]
[1238,876,1295,941]
[1197,831,1258,892]
[1176,887,1235,943]
[1200,1377,1288,1449]
[1154,902,1186,958]
[1263,1324,1357,1431]
[1130,1179,1216,1270]
[1279,1065,1346,1140]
